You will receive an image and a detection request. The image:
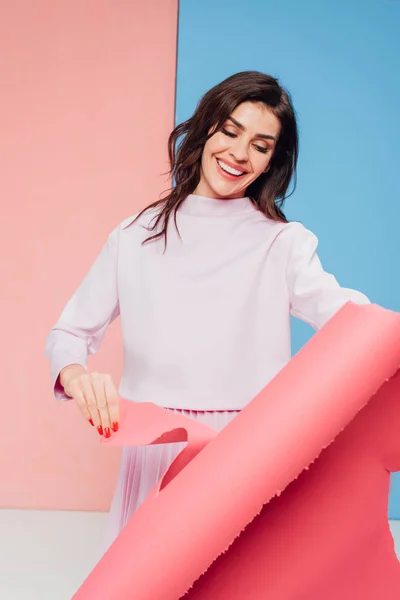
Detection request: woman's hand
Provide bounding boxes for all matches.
[60,365,119,438]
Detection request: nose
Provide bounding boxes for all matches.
[229,137,249,164]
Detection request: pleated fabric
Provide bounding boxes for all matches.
[100,407,240,555]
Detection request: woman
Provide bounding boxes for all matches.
[44,70,370,552]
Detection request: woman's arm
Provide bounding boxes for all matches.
[286,222,370,331]
[44,227,120,401]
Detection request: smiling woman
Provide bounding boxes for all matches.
[130,70,299,251]
[45,69,371,558]
[197,102,281,198]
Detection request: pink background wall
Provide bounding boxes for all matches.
[0,1,178,510]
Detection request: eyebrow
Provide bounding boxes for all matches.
[226,116,276,141]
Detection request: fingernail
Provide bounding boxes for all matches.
[97,426,103,436]
[89,419,94,427]
[104,428,111,438]
[111,422,119,432]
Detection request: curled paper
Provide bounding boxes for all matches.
[73,302,400,599]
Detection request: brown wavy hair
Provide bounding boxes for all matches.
[133,70,299,251]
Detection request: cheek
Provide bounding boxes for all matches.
[201,141,219,171]
[201,141,212,164]
[204,134,227,159]
[207,139,220,156]
[252,154,270,178]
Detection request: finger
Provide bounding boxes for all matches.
[71,384,93,425]
[104,375,120,432]
[80,375,102,433]
[91,373,111,437]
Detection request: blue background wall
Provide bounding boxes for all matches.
[175,0,400,516]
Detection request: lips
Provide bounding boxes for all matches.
[216,157,248,174]
[215,159,244,180]
[215,159,249,183]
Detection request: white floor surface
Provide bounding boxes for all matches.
[1,509,400,599]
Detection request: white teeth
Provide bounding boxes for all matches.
[217,159,245,176]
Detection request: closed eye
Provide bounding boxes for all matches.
[221,128,270,154]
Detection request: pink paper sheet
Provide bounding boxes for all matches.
[73,302,400,599]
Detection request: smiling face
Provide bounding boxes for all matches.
[194,101,281,200]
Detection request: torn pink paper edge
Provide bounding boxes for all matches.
[72,302,400,599]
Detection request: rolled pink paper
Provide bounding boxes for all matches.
[73,302,400,599]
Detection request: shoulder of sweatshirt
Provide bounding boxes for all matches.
[119,205,161,231]
[269,219,318,252]
[106,205,162,244]
[109,211,315,252]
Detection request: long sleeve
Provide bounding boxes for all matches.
[286,223,370,331]
[44,227,120,401]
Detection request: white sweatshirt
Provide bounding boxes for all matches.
[45,193,370,410]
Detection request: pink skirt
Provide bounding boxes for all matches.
[101,407,240,555]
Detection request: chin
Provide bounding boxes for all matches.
[209,179,242,196]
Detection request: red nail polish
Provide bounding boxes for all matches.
[97,426,103,436]
[89,419,94,426]
[111,422,119,432]
[104,428,111,438]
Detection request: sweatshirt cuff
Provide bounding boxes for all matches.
[51,353,88,401]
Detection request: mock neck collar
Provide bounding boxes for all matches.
[178,193,258,217]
